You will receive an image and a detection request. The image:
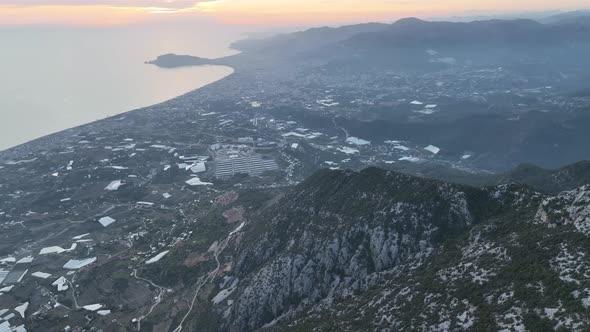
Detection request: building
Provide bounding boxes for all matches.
[214,156,279,179]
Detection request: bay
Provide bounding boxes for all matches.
[0,24,240,150]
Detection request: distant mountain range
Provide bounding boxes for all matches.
[151,14,590,71]
[343,17,589,48]
[230,22,389,54]
[498,160,590,194]
[232,15,590,54]
[370,160,590,195]
[541,10,590,24]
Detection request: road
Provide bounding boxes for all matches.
[171,222,244,332]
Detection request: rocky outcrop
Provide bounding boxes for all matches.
[536,184,590,235]
[216,168,508,331]
[197,169,590,331]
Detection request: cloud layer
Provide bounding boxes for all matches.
[0,0,211,9]
[1,0,590,26]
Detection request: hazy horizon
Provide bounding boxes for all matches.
[1,1,589,26]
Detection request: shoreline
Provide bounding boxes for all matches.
[0,63,236,156]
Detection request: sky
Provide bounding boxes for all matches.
[0,0,589,26]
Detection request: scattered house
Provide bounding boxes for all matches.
[346,137,371,146]
[424,145,441,154]
[146,251,170,264]
[63,257,96,270]
[83,304,103,312]
[52,277,68,291]
[282,132,307,138]
[104,180,123,191]
[0,258,15,264]
[399,156,421,162]
[337,147,359,155]
[98,216,116,227]
[31,272,51,279]
[16,256,33,264]
[72,233,90,240]
[0,285,13,293]
[39,244,77,255]
[15,302,28,318]
[190,162,206,173]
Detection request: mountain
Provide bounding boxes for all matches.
[333,18,590,70]
[541,10,590,24]
[355,17,590,46]
[268,183,590,331]
[146,53,216,68]
[438,10,563,23]
[230,23,389,55]
[346,18,552,48]
[498,160,590,194]
[369,160,590,194]
[155,166,590,331]
[224,168,493,330]
[186,167,590,331]
[229,17,590,55]
[148,17,590,72]
[149,17,590,77]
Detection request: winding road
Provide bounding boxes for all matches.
[132,269,167,331]
[171,222,244,332]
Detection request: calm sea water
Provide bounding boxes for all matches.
[0,24,240,150]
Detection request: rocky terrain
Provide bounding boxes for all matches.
[211,168,590,331]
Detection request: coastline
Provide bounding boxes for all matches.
[0,63,236,157]
[0,23,245,153]
[0,63,236,156]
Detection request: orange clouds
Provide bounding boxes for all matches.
[199,0,590,24]
[0,5,151,26]
[1,0,589,26]
[0,1,208,26]
[199,0,441,24]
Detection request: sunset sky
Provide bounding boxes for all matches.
[1,0,589,26]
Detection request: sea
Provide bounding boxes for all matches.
[0,23,241,151]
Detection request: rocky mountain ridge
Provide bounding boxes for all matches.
[180,167,590,331]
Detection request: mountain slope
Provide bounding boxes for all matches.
[215,170,590,332]
[231,23,389,55]
[149,16,590,74]
[345,18,589,48]
[271,184,590,331]
[542,10,590,24]
[498,160,590,194]
[225,17,590,72]
[224,168,486,330]
[193,167,590,331]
